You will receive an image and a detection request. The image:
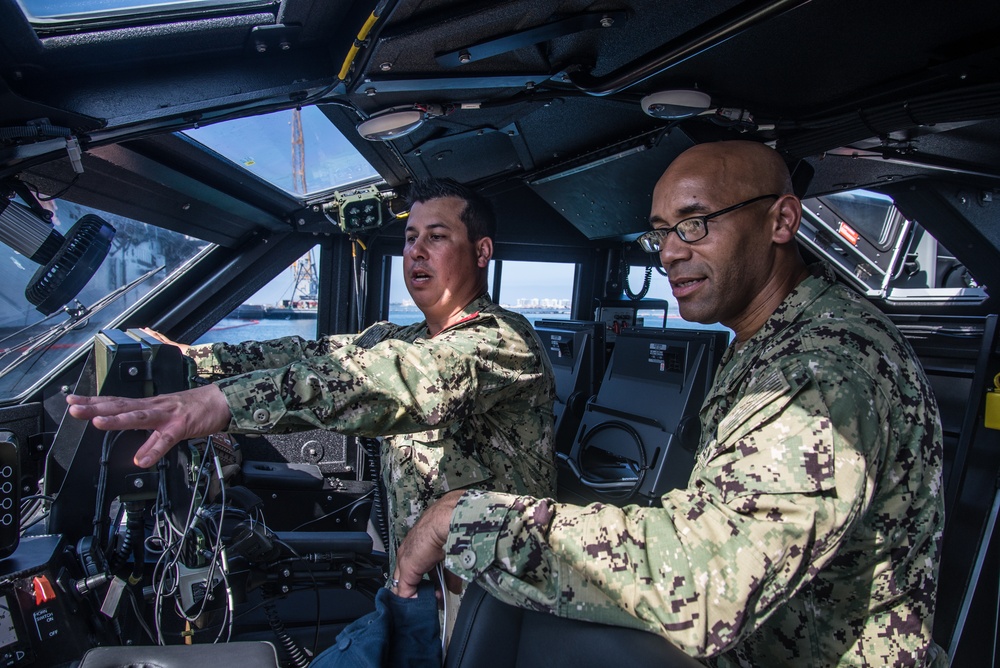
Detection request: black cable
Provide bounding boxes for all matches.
[360,437,390,550]
[126,501,146,584]
[0,124,71,141]
[107,503,131,573]
[352,237,367,332]
[19,511,49,533]
[273,537,322,658]
[36,174,80,201]
[622,257,652,301]
[93,430,129,545]
[263,599,310,668]
[577,420,647,502]
[125,586,157,644]
[289,489,374,532]
[20,494,56,503]
[93,431,114,541]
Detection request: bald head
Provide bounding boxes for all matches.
[648,140,807,341]
[661,140,793,205]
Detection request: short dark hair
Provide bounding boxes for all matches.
[406,178,497,241]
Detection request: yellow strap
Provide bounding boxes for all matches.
[337,11,380,81]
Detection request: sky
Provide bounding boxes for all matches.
[185,107,377,196]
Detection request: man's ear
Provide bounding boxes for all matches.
[772,195,802,245]
[476,237,493,267]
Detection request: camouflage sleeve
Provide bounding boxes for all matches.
[186,327,391,377]
[442,355,887,657]
[214,320,527,437]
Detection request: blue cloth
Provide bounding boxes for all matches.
[310,581,442,668]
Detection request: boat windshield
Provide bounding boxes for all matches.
[184,107,380,197]
[0,196,210,403]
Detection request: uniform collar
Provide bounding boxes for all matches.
[720,262,836,368]
[431,293,493,337]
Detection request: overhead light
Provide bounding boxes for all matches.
[0,198,115,314]
[641,90,712,120]
[357,110,425,141]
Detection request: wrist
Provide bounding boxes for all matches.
[201,384,233,433]
[431,490,465,543]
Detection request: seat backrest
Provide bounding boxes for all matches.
[445,581,705,668]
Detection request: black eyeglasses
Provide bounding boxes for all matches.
[637,194,779,252]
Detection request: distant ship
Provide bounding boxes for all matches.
[231,298,317,320]
[231,251,319,320]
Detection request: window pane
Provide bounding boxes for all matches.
[0,198,210,401]
[388,256,426,326]
[17,0,270,25]
[625,265,732,337]
[194,247,319,345]
[184,107,380,197]
[820,190,896,249]
[386,257,568,325]
[498,260,573,320]
[799,187,985,304]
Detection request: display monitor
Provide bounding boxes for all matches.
[533,320,607,454]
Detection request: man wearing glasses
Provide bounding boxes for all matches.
[394,141,947,666]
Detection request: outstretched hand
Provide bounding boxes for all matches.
[393,490,464,598]
[139,327,190,356]
[66,383,231,468]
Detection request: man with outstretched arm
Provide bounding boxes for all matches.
[67,178,557,567]
[393,141,947,667]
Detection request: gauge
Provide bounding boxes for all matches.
[0,597,19,649]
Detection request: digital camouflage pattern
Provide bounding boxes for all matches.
[442,264,947,667]
[187,295,556,564]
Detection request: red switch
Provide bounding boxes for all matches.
[33,575,55,605]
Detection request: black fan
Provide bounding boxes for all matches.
[0,198,115,315]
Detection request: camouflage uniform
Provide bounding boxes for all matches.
[441,264,947,667]
[187,295,556,562]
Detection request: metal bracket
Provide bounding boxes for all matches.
[246,24,302,55]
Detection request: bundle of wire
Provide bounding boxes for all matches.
[145,436,240,645]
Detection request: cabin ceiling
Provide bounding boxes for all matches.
[2,0,1000,247]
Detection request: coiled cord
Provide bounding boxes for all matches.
[361,438,391,551]
[623,261,652,300]
[264,599,310,668]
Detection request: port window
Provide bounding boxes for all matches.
[16,0,274,35]
[185,107,380,198]
[195,247,320,345]
[386,257,571,325]
[799,188,986,305]
[494,260,574,321]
